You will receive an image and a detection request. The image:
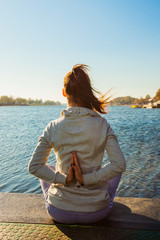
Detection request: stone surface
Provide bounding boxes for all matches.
[0,193,53,224]
[0,193,159,230]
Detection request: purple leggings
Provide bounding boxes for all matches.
[39,164,121,224]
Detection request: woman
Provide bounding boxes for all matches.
[28,64,126,224]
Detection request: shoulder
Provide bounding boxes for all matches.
[42,119,59,137]
[97,115,110,127]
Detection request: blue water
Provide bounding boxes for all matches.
[0,106,160,198]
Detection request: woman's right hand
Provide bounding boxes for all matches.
[72,151,84,185]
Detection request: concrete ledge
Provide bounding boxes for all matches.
[0,193,159,231]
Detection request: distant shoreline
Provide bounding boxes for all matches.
[0,104,63,107]
[1,91,159,107]
[0,104,129,107]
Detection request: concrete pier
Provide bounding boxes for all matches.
[0,193,159,231]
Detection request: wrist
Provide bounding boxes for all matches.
[79,176,84,185]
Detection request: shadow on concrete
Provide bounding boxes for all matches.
[55,204,160,240]
[94,202,160,231]
[53,202,160,231]
[54,202,160,240]
[55,225,160,240]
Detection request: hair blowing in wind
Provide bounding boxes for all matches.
[64,64,111,114]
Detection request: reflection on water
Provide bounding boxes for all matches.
[0,106,160,198]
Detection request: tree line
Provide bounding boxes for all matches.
[0,96,61,106]
[0,88,159,106]
[111,89,160,106]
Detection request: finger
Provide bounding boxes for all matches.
[68,165,73,173]
[73,152,81,171]
[68,166,75,177]
[71,152,75,166]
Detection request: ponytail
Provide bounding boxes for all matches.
[64,64,111,114]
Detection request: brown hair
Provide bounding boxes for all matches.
[64,64,110,114]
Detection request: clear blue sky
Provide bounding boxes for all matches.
[0,0,159,103]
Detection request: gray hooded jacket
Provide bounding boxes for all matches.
[28,107,126,212]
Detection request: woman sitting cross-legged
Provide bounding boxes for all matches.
[28,64,126,224]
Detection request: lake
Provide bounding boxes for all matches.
[0,106,160,198]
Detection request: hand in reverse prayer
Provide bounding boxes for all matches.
[66,152,75,184]
[66,151,84,185]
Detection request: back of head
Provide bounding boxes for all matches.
[64,64,110,114]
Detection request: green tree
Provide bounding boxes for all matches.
[154,89,160,101]
[111,96,136,105]
[27,98,35,105]
[0,96,9,105]
[0,95,62,106]
[0,96,15,105]
[133,97,145,106]
[15,97,28,105]
[145,94,151,103]
[44,100,57,105]
[34,99,43,105]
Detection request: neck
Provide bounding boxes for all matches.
[67,98,80,107]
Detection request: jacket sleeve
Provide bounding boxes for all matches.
[83,123,126,186]
[28,122,66,185]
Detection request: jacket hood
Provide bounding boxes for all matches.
[60,107,101,118]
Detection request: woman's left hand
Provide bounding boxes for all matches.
[66,153,75,184]
[72,151,84,185]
